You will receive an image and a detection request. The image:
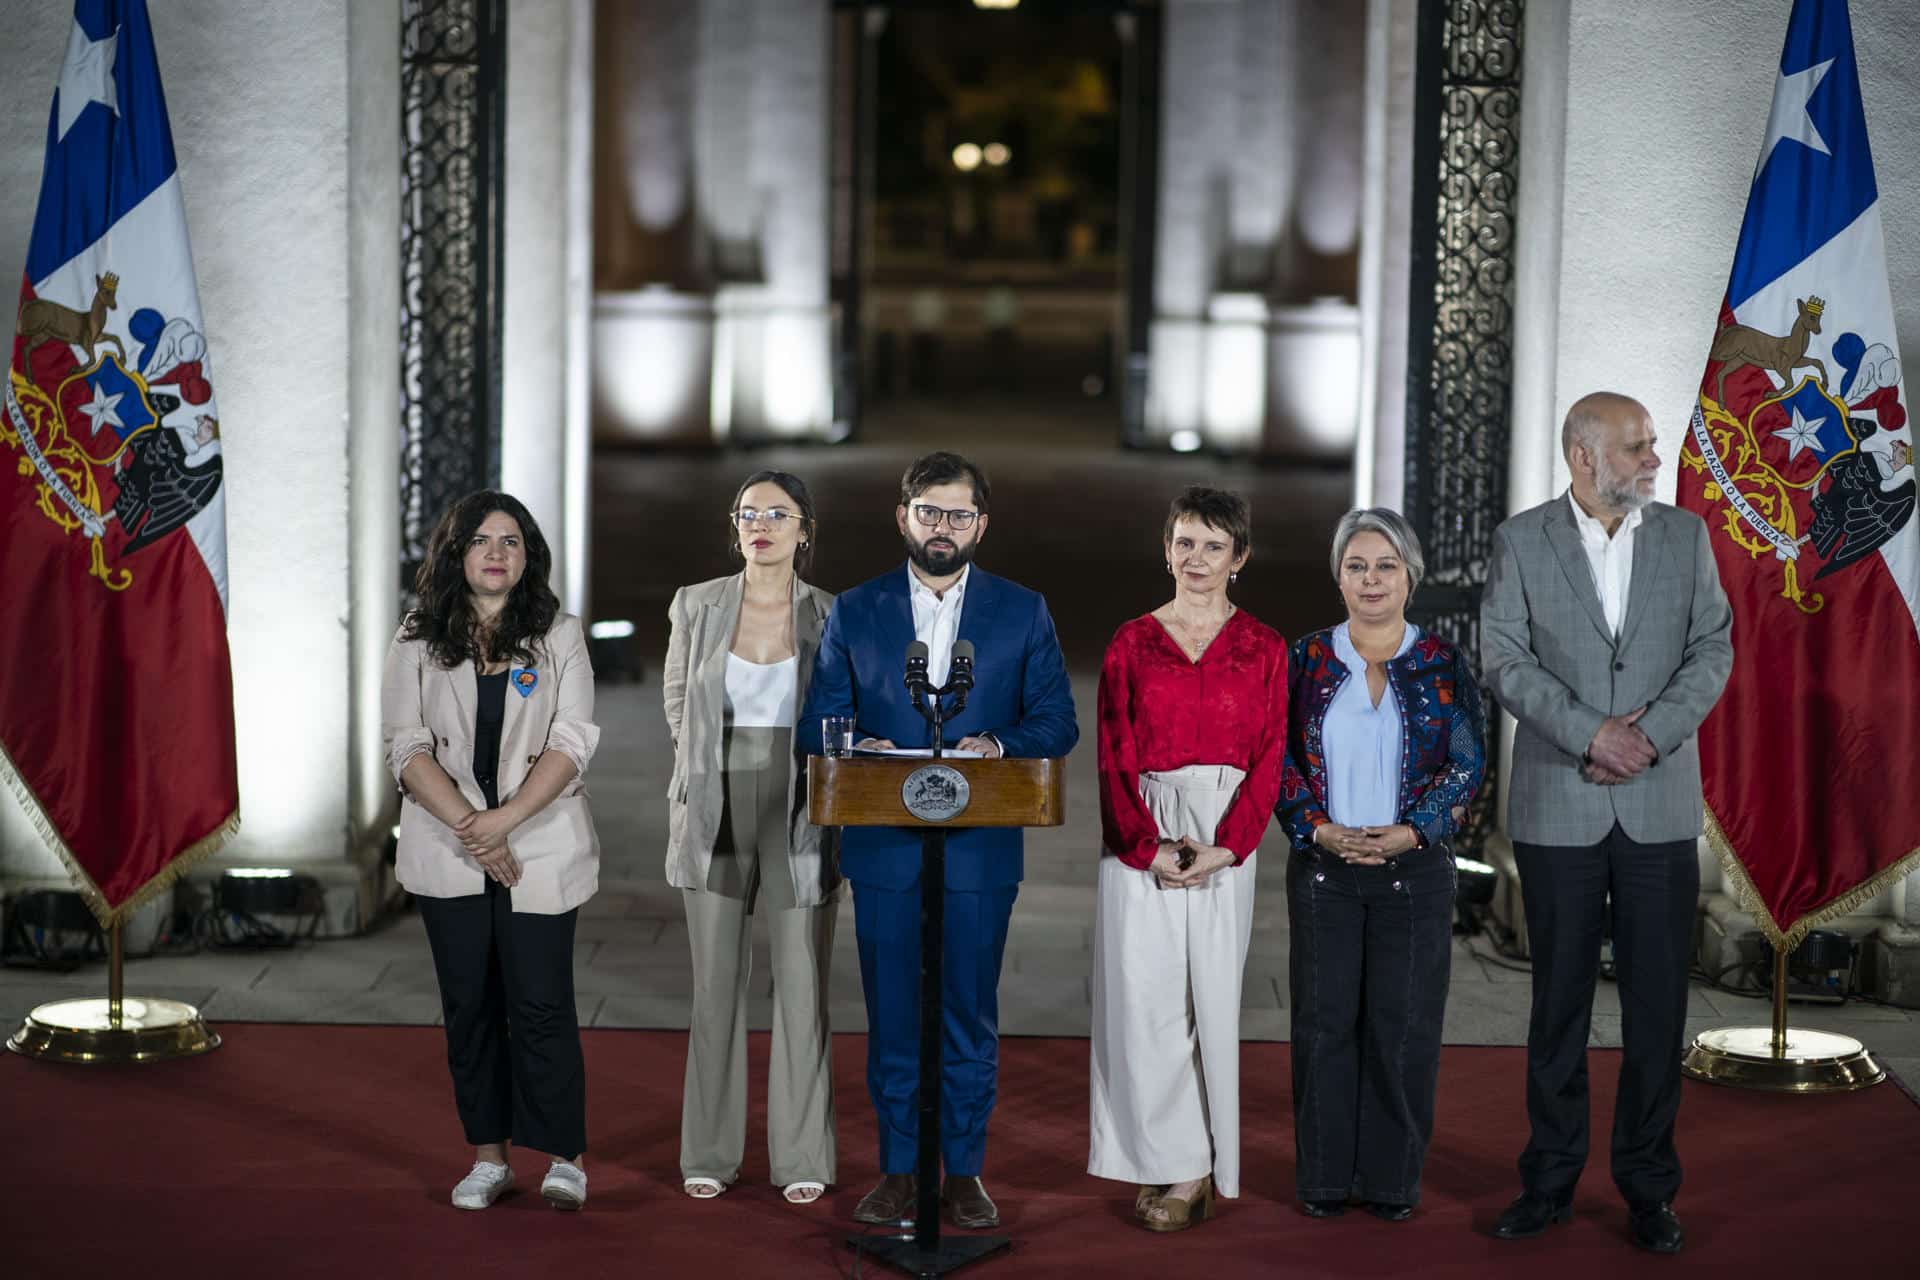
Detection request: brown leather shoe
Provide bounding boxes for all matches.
[852,1174,916,1226]
[942,1175,999,1229]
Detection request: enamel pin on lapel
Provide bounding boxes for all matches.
[512,668,538,698]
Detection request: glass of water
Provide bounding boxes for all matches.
[823,716,857,757]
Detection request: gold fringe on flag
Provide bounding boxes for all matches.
[0,736,240,930]
[1704,804,1920,952]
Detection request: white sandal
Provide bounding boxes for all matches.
[783,1180,827,1204]
[683,1177,726,1199]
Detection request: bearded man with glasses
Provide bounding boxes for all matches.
[800,450,1079,1231]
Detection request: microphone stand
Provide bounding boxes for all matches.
[861,650,1000,1278]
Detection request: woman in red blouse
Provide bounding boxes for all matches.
[1088,486,1290,1232]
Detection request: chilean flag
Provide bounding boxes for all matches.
[1681,0,1917,946]
[2,0,238,925]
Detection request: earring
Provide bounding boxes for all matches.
[1230,571,1239,584]
[1166,561,1173,575]
[800,540,809,548]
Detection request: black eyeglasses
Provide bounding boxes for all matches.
[731,507,799,527]
[910,503,979,531]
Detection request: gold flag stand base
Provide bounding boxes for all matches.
[1681,947,1883,1094]
[5,920,220,1065]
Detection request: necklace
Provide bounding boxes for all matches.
[1159,606,1235,662]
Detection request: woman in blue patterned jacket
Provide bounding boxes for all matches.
[1276,508,1487,1223]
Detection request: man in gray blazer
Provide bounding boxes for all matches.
[1480,391,1732,1255]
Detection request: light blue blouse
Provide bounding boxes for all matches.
[1322,621,1420,828]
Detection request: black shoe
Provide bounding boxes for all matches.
[1365,1202,1414,1222]
[1492,1193,1572,1239]
[852,1174,916,1227]
[941,1175,1000,1229]
[1299,1198,1348,1218]
[1628,1202,1684,1254]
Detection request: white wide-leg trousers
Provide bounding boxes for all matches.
[1088,765,1257,1197]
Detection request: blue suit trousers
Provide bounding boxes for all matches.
[852,878,1018,1177]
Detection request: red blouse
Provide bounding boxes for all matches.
[1097,610,1290,869]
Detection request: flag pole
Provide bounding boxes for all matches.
[1770,948,1789,1058]
[6,915,220,1065]
[1680,939,1883,1093]
[108,921,123,1028]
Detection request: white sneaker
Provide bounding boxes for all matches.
[451,1160,513,1210]
[542,1159,587,1211]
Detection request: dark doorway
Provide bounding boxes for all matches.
[831,2,1155,447]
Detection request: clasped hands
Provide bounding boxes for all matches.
[1583,706,1656,786]
[1312,821,1420,866]
[455,806,523,887]
[1148,837,1235,888]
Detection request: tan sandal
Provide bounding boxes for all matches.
[1134,1184,1167,1219]
[1143,1176,1215,1232]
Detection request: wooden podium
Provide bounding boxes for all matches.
[809,754,1066,1278]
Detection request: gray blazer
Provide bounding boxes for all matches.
[662,573,839,906]
[1481,496,1733,846]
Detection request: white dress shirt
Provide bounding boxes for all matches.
[1323,621,1419,828]
[908,562,970,687]
[1567,489,1642,637]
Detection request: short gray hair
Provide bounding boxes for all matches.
[1330,508,1425,594]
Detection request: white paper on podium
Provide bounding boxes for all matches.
[852,747,985,759]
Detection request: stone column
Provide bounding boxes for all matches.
[699,0,833,441]
[1149,0,1364,457]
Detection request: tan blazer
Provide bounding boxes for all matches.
[663,574,839,906]
[381,612,601,914]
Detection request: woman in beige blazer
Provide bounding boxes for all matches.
[381,491,601,1214]
[665,469,839,1204]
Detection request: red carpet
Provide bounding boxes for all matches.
[3,1027,1915,1277]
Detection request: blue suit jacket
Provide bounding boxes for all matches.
[800,565,1079,891]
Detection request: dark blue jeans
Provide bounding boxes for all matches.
[1287,845,1455,1206]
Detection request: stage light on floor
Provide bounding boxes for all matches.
[1456,857,1498,907]
[206,868,323,949]
[1169,429,1202,453]
[588,618,644,684]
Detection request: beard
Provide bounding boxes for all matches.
[905,530,975,576]
[1596,465,1653,512]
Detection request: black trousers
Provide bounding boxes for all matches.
[417,878,586,1159]
[1286,847,1455,1206]
[1513,824,1698,1206]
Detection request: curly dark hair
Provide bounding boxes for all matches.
[900,451,990,514]
[404,491,560,669]
[728,469,818,579]
[1164,485,1251,557]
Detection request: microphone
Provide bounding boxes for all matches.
[904,640,931,695]
[948,639,976,693]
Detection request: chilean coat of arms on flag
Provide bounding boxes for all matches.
[1,0,238,925]
[1681,0,1918,947]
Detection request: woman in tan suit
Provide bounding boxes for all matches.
[665,469,838,1204]
[382,491,600,1213]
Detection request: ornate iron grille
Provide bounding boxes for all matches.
[400,0,507,594]
[1403,0,1523,851]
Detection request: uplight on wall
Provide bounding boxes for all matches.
[972,0,1020,9]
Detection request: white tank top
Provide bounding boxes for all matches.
[724,652,798,728]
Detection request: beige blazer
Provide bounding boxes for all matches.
[381,612,601,914]
[663,574,839,906]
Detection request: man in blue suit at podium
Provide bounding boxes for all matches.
[801,452,1078,1230]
